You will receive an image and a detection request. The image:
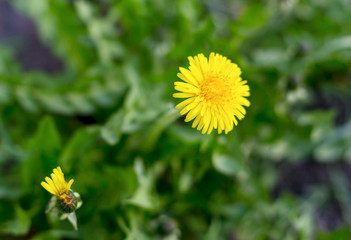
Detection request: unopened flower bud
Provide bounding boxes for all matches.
[56,192,77,213]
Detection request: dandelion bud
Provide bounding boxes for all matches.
[41,167,82,230]
[56,192,77,213]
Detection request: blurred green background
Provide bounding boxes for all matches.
[1,0,351,239]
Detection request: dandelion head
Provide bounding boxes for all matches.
[41,166,74,203]
[173,52,250,134]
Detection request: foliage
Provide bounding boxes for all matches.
[1,0,351,239]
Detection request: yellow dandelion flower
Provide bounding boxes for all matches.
[41,166,74,203]
[173,52,250,134]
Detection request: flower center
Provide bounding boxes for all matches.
[200,74,231,106]
[64,194,74,205]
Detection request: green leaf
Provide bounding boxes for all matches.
[36,92,75,115]
[126,158,162,210]
[141,108,180,151]
[204,219,222,240]
[101,109,125,145]
[212,152,245,177]
[0,204,31,235]
[313,36,351,61]
[314,142,343,163]
[66,93,95,115]
[0,82,11,104]
[125,214,153,240]
[30,230,79,240]
[59,126,100,172]
[15,87,40,113]
[21,116,62,192]
[316,227,351,240]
